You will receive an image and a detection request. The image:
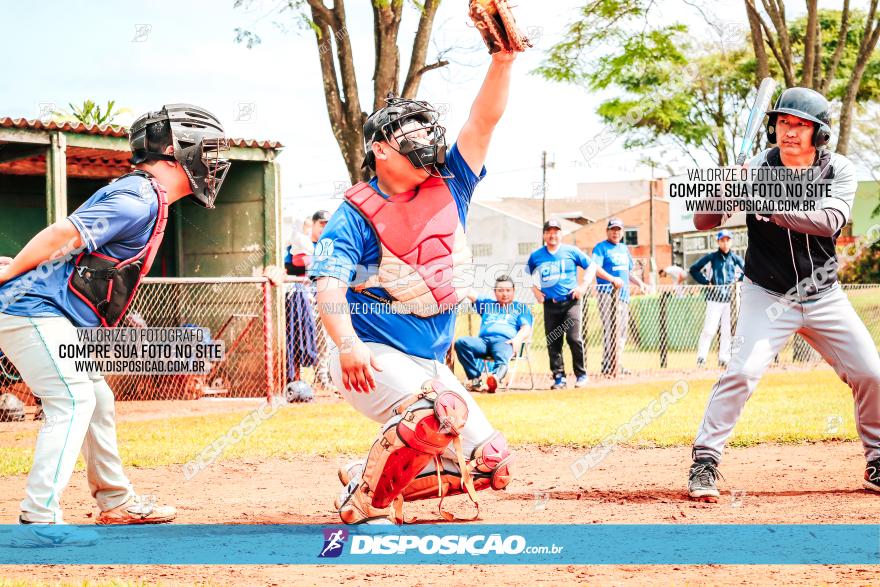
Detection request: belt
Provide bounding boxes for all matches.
[544,294,574,304]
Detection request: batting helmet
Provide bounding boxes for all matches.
[285,380,315,403]
[129,104,231,208]
[766,87,832,148]
[361,97,447,172]
[0,393,25,422]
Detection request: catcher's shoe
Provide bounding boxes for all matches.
[865,459,880,492]
[96,495,176,525]
[688,459,722,502]
[11,520,99,548]
[337,460,365,486]
[335,472,397,525]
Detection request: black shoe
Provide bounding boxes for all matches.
[866,459,880,492]
[688,459,722,502]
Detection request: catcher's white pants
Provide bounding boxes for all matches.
[329,342,496,472]
[693,282,880,464]
[0,313,133,523]
[697,301,733,363]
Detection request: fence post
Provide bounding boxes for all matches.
[659,290,669,368]
[610,291,620,378]
[262,280,273,402]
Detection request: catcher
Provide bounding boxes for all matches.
[311,0,528,524]
[0,104,229,545]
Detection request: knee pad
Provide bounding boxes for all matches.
[402,431,515,501]
[350,381,469,512]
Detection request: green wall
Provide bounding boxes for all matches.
[178,160,275,277]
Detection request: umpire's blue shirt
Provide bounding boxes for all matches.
[527,245,591,301]
[689,250,744,303]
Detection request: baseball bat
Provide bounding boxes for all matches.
[736,77,778,166]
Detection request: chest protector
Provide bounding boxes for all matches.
[345,176,471,318]
[68,171,169,327]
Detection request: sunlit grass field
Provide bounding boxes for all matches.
[0,370,859,477]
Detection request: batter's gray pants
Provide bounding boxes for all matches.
[693,281,880,464]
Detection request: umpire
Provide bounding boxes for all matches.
[528,220,622,389]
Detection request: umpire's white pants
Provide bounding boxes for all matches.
[0,313,133,523]
[693,282,880,464]
[697,301,732,363]
[329,342,496,471]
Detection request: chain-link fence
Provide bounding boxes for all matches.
[106,277,278,400]
[453,283,880,387]
[4,279,880,400]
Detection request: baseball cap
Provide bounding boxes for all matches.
[717,229,733,240]
[312,210,331,223]
[607,217,624,229]
[543,219,562,231]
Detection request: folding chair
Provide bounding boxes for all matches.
[504,338,535,391]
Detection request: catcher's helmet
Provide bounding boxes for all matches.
[361,97,447,172]
[129,104,231,208]
[285,380,314,403]
[0,393,25,422]
[766,87,831,148]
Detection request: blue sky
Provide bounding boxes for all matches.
[3,0,843,225]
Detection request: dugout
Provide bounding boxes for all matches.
[0,117,283,275]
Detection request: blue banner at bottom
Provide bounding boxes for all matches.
[0,524,877,565]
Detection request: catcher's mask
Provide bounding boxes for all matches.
[766,87,832,148]
[129,104,231,208]
[362,97,448,176]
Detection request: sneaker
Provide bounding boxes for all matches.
[485,374,498,393]
[338,460,365,486]
[96,495,176,525]
[335,467,397,524]
[574,375,589,388]
[551,375,566,390]
[468,378,483,392]
[688,459,722,502]
[696,358,706,367]
[11,521,99,548]
[865,459,880,492]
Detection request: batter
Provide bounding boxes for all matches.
[688,87,880,500]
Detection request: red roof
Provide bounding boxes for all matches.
[0,117,283,149]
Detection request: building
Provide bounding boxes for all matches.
[0,117,283,277]
[566,196,672,280]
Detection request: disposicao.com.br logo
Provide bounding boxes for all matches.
[320,531,564,557]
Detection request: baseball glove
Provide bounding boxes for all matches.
[468,0,531,54]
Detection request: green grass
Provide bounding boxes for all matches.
[0,370,860,477]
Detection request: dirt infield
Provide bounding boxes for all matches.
[0,441,876,585]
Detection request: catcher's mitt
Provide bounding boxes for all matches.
[469,0,531,54]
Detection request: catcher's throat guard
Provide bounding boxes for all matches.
[68,171,169,327]
[338,381,480,524]
[344,177,472,318]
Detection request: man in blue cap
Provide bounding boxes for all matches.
[592,218,649,377]
[689,229,745,368]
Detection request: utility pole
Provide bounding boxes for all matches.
[541,150,548,227]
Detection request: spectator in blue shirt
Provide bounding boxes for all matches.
[454,276,533,393]
[689,229,745,367]
[592,218,649,377]
[528,219,622,389]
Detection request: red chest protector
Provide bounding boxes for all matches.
[344,176,471,317]
[68,171,169,327]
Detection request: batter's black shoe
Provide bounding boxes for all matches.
[688,459,722,502]
[865,459,880,493]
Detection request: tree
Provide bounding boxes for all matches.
[538,1,880,161]
[53,99,125,126]
[235,0,451,183]
[743,0,880,153]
